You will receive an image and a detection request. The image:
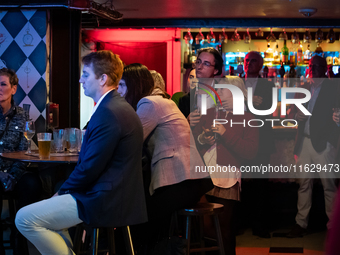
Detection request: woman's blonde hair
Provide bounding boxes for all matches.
[220,76,247,101]
[150,70,165,91]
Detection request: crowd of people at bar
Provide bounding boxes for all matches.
[0,46,337,255]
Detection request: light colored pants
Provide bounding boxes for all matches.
[15,194,83,255]
[295,137,337,229]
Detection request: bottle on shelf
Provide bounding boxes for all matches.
[273,44,280,65]
[187,48,192,64]
[303,44,312,65]
[289,43,296,65]
[281,40,289,65]
[297,42,304,65]
[191,50,196,64]
[184,45,189,64]
[264,43,274,65]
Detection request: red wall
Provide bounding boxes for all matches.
[104,42,167,90]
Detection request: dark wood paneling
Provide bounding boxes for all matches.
[50,8,81,128]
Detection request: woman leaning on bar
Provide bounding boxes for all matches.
[0,68,42,255]
[117,63,213,253]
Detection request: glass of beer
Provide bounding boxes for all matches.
[37,133,52,160]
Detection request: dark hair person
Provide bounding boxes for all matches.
[196,47,223,76]
[0,68,42,254]
[118,63,212,252]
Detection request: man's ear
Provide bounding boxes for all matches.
[100,74,108,86]
[214,69,219,75]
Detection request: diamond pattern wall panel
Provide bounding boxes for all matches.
[0,10,47,131]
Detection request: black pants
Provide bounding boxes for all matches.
[131,178,213,250]
[242,152,271,232]
[0,172,42,255]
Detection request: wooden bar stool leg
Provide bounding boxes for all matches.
[199,216,205,255]
[185,216,192,254]
[122,226,135,255]
[92,228,99,255]
[213,215,225,255]
[107,228,115,255]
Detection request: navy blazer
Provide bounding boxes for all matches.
[59,90,147,227]
[292,79,340,154]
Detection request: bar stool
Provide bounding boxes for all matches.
[2,194,17,251]
[177,203,225,255]
[73,224,135,255]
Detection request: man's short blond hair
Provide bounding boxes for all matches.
[82,50,124,87]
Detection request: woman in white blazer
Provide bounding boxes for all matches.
[118,63,213,251]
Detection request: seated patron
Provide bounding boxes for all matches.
[15,51,147,255]
[0,68,42,255]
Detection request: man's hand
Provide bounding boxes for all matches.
[211,124,226,136]
[253,96,263,107]
[333,108,340,125]
[296,110,309,122]
[188,110,201,127]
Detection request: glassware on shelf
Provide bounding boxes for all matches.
[255,28,264,37]
[303,29,311,43]
[24,120,35,154]
[195,28,204,45]
[231,29,240,43]
[184,29,193,45]
[219,28,228,44]
[243,28,251,44]
[266,28,276,42]
[315,28,323,43]
[279,28,288,40]
[291,29,299,44]
[207,28,216,44]
[327,28,336,43]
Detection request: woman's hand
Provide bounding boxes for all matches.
[188,110,201,127]
[221,98,233,111]
[211,124,226,136]
[198,127,215,145]
[0,172,16,192]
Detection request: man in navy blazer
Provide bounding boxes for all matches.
[287,56,339,238]
[15,51,147,255]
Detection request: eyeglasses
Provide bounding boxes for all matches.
[195,59,215,68]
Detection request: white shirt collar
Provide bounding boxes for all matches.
[91,89,114,116]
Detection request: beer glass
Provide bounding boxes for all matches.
[37,133,52,160]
